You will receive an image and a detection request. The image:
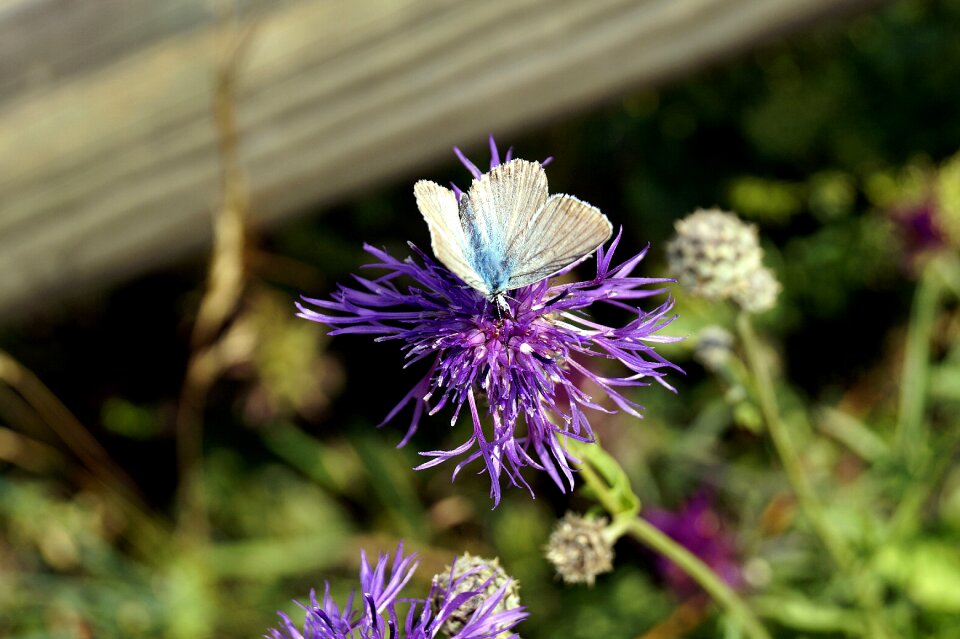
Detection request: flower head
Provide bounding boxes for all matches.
[267,544,526,639]
[646,492,742,599]
[877,156,955,273]
[544,512,614,586]
[935,151,960,250]
[429,553,522,639]
[667,209,780,313]
[297,137,680,503]
[891,199,947,259]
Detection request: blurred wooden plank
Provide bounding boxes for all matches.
[0,0,873,323]
[0,0,285,102]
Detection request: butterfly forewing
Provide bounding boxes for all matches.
[504,193,613,291]
[414,180,490,294]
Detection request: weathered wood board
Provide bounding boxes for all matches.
[0,0,875,323]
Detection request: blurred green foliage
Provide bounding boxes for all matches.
[2,1,960,637]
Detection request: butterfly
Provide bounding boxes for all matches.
[414,158,613,305]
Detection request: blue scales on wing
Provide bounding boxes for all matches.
[415,159,612,299]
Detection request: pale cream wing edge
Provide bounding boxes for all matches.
[505,193,613,290]
[413,180,489,295]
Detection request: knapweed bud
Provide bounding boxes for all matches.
[667,209,763,302]
[732,266,781,314]
[544,512,614,586]
[430,554,521,638]
[694,325,735,371]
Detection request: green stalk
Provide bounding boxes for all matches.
[736,312,887,638]
[623,517,772,639]
[578,461,771,639]
[896,259,944,472]
[577,462,624,515]
[891,424,960,539]
[735,313,852,569]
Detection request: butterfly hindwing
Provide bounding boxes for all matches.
[504,194,613,291]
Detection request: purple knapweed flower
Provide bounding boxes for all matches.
[267,544,526,639]
[646,492,743,598]
[890,198,949,272]
[297,136,680,504]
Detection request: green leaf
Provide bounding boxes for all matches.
[349,428,428,541]
[753,593,864,633]
[567,439,641,517]
[876,540,960,612]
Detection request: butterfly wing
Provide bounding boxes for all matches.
[414,180,489,295]
[503,193,613,291]
[460,159,548,295]
[420,159,611,297]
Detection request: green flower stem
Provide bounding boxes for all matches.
[891,253,960,538]
[891,424,960,539]
[736,313,852,568]
[736,312,887,638]
[578,461,771,639]
[896,258,945,472]
[623,517,772,639]
[578,461,625,515]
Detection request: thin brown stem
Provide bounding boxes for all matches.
[0,350,143,505]
[175,22,257,543]
[0,351,170,553]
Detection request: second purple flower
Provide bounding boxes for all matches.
[298,137,680,503]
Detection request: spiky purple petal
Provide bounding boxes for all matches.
[297,230,679,502]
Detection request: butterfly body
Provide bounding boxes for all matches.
[461,201,513,297]
[415,159,612,302]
